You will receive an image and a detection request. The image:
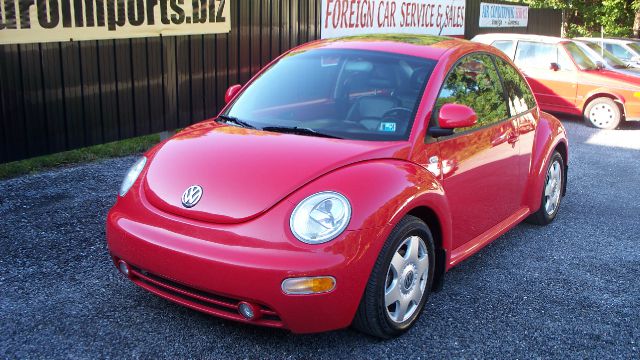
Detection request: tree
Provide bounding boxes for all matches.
[633,1,640,37]
[515,0,637,37]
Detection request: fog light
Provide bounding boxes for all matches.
[238,302,259,320]
[281,276,336,295]
[117,260,130,276]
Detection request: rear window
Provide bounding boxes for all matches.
[514,41,557,69]
[491,40,514,56]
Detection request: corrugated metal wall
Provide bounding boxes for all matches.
[1,0,562,164]
[0,0,321,163]
[465,0,562,38]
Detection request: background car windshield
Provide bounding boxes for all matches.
[585,42,628,68]
[224,49,436,141]
[563,42,597,70]
[627,42,640,55]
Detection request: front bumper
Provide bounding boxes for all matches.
[106,194,389,334]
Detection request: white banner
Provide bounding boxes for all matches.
[0,0,231,45]
[321,0,466,39]
[479,2,528,28]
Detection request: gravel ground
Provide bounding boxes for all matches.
[1,118,639,359]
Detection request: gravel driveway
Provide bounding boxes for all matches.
[1,118,639,359]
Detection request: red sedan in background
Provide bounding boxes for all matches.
[473,33,640,129]
[106,35,568,338]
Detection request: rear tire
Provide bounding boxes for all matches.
[352,215,435,339]
[527,151,565,225]
[584,97,621,129]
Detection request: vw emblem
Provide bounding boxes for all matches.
[181,185,203,208]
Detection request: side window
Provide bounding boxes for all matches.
[605,43,633,60]
[491,40,514,57]
[514,41,557,69]
[436,54,510,132]
[494,57,536,116]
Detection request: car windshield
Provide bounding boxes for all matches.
[223,49,436,141]
[563,42,598,70]
[585,42,628,68]
[627,42,640,55]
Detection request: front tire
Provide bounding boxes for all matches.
[527,151,565,225]
[352,215,435,338]
[584,97,621,129]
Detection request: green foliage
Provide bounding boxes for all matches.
[514,0,637,37]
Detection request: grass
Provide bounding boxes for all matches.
[0,133,162,180]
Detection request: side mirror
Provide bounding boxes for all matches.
[225,84,242,104]
[595,61,605,70]
[549,62,560,71]
[439,103,478,129]
[429,104,477,137]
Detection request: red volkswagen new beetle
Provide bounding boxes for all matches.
[106,35,568,338]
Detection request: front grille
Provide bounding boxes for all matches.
[128,266,284,328]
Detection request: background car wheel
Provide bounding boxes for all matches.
[527,151,565,226]
[584,97,621,129]
[352,215,435,339]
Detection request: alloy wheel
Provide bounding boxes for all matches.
[384,235,429,324]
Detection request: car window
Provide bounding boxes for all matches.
[563,42,597,70]
[225,49,436,141]
[605,43,633,60]
[627,42,640,55]
[514,41,557,69]
[435,54,509,133]
[494,57,536,116]
[491,40,514,57]
[585,42,628,68]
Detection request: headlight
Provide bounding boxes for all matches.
[290,191,351,244]
[119,157,147,197]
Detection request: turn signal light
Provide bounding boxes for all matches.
[281,276,336,295]
[634,92,640,99]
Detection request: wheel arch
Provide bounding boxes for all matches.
[526,112,569,212]
[582,91,626,118]
[553,141,569,196]
[406,206,447,292]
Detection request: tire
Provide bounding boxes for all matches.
[352,215,435,339]
[526,151,565,226]
[584,97,621,129]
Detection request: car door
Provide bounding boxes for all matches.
[514,41,578,113]
[432,53,523,251]
[493,56,539,200]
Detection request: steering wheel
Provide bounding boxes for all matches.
[381,107,412,121]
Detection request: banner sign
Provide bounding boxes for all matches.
[479,2,528,28]
[0,0,231,44]
[321,0,466,39]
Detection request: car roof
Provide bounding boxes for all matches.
[575,37,639,44]
[291,34,486,61]
[473,33,568,45]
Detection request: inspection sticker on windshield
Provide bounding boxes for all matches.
[379,122,397,132]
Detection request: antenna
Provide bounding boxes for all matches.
[439,0,457,36]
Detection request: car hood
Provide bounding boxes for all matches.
[143,122,410,224]
[586,69,640,89]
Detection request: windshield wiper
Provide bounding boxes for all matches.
[217,115,255,129]
[262,126,343,139]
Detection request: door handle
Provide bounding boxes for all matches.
[491,131,518,147]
